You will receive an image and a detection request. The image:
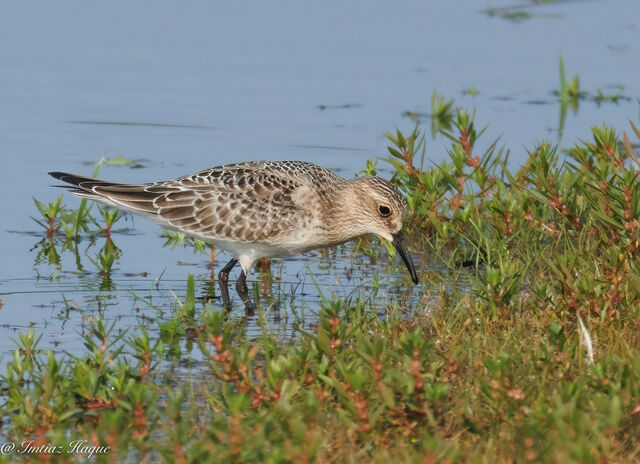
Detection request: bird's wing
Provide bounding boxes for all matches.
[50,161,336,243]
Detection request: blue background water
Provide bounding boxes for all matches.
[0,0,638,357]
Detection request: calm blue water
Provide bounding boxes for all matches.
[0,0,639,357]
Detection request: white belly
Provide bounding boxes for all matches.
[193,231,327,273]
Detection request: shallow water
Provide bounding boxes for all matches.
[0,0,639,361]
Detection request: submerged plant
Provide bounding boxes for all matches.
[162,229,208,254]
[86,240,120,278]
[430,91,455,138]
[594,85,627,105]
[96,207,122,239]
[31,195,64,238]
[556,56,586,139]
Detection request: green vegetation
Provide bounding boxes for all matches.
[556,56,584,139]
[429,91,456,138]
[594,85,627,105]
[556,57,632,139]
[483,1,562,22]
[3,103,640,461]
[29,156,214,281]
[462,86,479,98]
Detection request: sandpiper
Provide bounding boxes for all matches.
[50,161,418,311]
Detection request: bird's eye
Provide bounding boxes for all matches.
[378,205,391,217]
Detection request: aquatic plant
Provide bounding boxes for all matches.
[31,196,64,238]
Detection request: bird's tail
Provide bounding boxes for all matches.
[48,171,164,217]
[49,171,123,206]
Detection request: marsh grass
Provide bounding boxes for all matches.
[3,103,640,462]
[2,289,639,462]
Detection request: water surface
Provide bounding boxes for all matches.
[0,0,638,360]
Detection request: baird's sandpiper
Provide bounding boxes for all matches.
[50,161,418,311]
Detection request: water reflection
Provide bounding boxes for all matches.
[11,221,426,368]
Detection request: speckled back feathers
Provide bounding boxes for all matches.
[50,160,408,258]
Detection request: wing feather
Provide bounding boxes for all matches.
[49,161,339,243]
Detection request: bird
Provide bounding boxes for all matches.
[49,161,419,311]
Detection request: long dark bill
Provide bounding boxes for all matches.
[391,231,419,284]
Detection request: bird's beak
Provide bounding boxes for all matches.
[391,231,419,284]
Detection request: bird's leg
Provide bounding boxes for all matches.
[235,270,255,314]
[218,258,238,310]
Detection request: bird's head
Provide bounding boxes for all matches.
[340,176,419,284]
